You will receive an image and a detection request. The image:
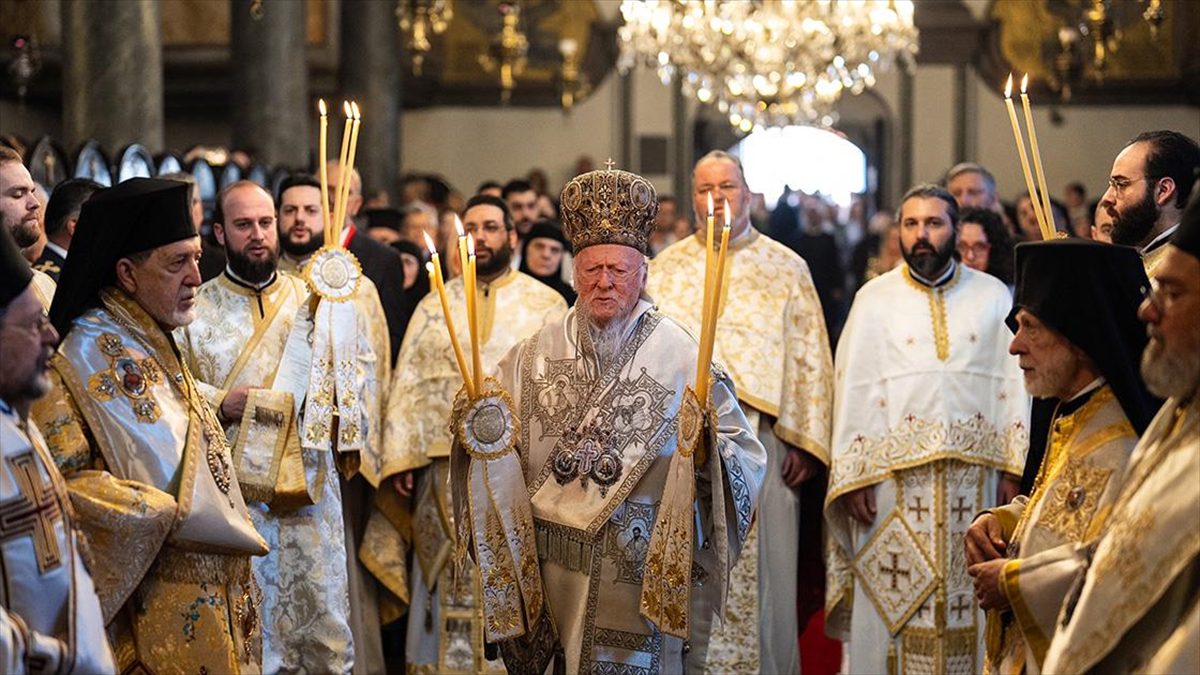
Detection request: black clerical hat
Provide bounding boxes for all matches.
[0,224,33,308]
[1009,239,1159,434]
[50,178,196,335]
[1170,176,1200,262]
[364,207,404,232]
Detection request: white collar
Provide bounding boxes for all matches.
[45,241,68,259]
[1142,223,1179,255]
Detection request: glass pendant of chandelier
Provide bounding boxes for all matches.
[618,0,919,130]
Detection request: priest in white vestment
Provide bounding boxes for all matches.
[451,166,767,674]
[274,172,399,673]
[177,181,355,674]
[381,194,565,672]
[1042,183,1200,675]
[648,151,833,673]
[0,225,114,674]
[825,185,1028,674]
[966,240,1158,674]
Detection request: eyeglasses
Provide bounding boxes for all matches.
[1106,175,1157,195]
[957,242,991,258]
[1142,279,1184,311]
[576,264,643,283]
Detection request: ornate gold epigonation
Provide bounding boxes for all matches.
[454,380,519,461]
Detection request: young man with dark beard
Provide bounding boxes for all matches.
[826,184,1029,674]
[176,179,358,672]
[0,147,56,309]
[1099,130,1199,275]
[379,194,565,673]
[272,172,399,675]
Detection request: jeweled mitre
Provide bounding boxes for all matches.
[559,166,658,254]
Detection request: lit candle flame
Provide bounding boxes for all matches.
[707,190,714,216]
[1004,73,1013,98]
[455,213,465,237]
[351,101,361,119]
[319,98,327,116]
[423,231,437,255]
[1021,73,1029,95]
[467,233,476,256]
[723,198,731,227]
[343,100,352,117]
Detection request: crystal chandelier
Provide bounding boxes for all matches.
[618,0,919,130]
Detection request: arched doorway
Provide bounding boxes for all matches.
[731,126,867,209]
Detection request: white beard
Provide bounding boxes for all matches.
[579,303,633,369]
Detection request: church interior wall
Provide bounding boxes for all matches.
[3,62,1197,212]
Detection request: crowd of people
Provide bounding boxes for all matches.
[1,126,1197,675]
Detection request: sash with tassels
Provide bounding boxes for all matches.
[301,247,368,477]
[450,378,544,643]
[639,385,728,639]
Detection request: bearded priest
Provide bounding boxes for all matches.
[175,180,356,673]
[449,165,767,673]
[32,178,269,674]
[825,184,1029,674]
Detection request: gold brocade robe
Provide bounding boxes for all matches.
[984,384,1137,674]
[648,228,834,673]
[825,264,1029,675]
[176,271,355,674]
[1042,395,1200,674]
[648,228,832,456]
[30,288,269,675]
[378,269,564,673]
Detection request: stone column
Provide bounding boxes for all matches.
[62,0,164,153]
[340,0,401,204]
[231,0,309,168]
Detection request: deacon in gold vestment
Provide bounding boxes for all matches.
[1042,184,1200,675]
[33,179,269,674]
[176,182,355,673]
[0,225,114,674]
[451,167,767,674]
[382,195,565,672]
[825,186,1028,675]
[965,240,1158,675]
[648,151,832,673]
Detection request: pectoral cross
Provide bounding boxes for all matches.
[951,595,973,621]
[575,438,603,477]
[952,496,972,523]
[0,453,63,573]
[907,496,930,523]
[880,552,911,591]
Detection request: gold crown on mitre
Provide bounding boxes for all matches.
[560,160,658,255]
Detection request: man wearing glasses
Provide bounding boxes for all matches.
[381,194,566,673]
[1042,182,1200,674]
[1099,130,1199,275]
